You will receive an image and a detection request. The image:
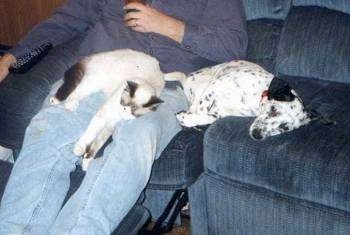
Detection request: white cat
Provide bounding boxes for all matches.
[50,49,180,170]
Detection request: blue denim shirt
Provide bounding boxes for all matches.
[9,0,247,73]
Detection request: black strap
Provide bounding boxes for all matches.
[150,189,188,234]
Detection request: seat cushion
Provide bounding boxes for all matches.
[204,76,350,212]
[275,6,350,83]
[0,160,12,200]
[148,126,206,190]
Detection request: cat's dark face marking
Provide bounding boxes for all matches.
[121,81,163,117]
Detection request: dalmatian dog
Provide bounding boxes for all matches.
[166,60,311,140]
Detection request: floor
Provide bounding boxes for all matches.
[146,213,191,235]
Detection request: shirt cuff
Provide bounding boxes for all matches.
[7,45,30,59]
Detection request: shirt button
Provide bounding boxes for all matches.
[185,45,191,49]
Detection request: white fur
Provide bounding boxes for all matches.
[51,49,167,170]
[167,60,310,140]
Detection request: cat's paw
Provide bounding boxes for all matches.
[82,156,93,171]
[73,143,86,156]
[49,96,60,105]
[64,100,79,111]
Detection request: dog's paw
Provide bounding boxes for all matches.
[176,111,217,127]
[49,96,60,105]
[176,112,197,127]
[73,143,86,156]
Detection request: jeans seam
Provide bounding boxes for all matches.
[68,157,107,234]
[24,158,60,232]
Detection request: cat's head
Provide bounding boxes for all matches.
[120,80,164,118]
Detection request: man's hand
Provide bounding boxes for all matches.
[0,54,16,83]
[124,3,185,43]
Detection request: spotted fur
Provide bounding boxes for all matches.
[167,60,311,140]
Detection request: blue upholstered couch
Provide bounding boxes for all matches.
[1,0,350,234]
[188,0,350,234]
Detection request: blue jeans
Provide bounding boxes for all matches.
[0,87,187,234]
[0,38,81,149]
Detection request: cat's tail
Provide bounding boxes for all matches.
[163,72,187,85]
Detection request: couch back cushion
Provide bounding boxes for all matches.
[246,19,284,72]
[243,0,291,20]
[275,6,350,83]
[293,0,350,14]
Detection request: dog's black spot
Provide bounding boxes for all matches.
[200,107,204,111]
[55,61,85,101]
[251,128,263,140]
[269,106,279,117]
[279,123,290,131]
[251,72,256,76]
[241,96,246,104]
[199,100,203,105]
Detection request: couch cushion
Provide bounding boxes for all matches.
[293,0,350,14]
[243,0,291,20]
[275,6,350,83]
[204,76,350,212]
[247,19,284,72]
[148,127,206,190]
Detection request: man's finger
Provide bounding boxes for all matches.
[124,11,140,21]
[124,2,146,12]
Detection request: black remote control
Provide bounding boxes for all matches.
[9,42,53,74]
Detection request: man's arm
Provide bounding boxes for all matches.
[124,0,247,63]
[8,0,100,59]
[180,0,248,62]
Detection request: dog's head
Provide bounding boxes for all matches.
[120,80,163,118]
[249,77,310,140]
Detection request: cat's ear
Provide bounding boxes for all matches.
[143,96,164,108]
[125,81,139,98]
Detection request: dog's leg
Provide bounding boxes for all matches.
[176,111,218,127]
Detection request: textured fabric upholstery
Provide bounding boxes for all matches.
[191,173,350,235]
[0,160,12,200]
[243,0,291,20]
[275,6,350,83]
[246,19,284,72]
[293,0,350,14]
[203,75,350,213]
[148,127,206,190]
[190,3,350,234]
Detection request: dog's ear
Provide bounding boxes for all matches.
[125,81,138,98]
[268,77,295,101]
[143,96,164,108]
